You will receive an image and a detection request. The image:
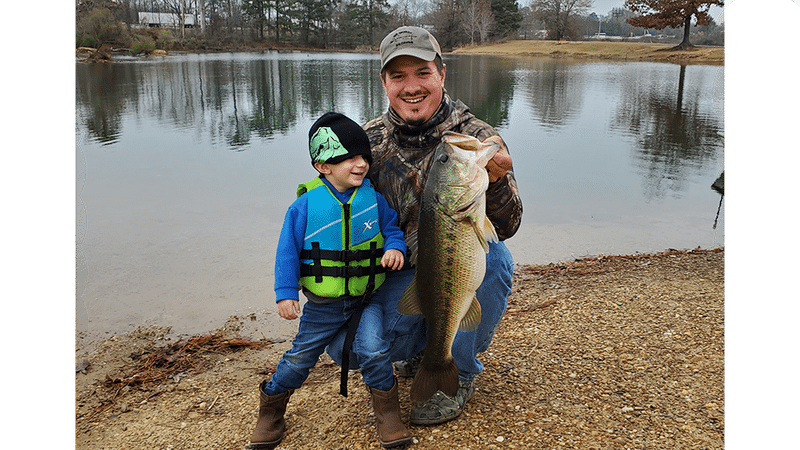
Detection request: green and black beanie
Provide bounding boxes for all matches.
[308,112,372,166]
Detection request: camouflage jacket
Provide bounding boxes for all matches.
[364,94,523,247]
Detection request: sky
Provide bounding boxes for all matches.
[385,0,728,23]
[586,0,725,20]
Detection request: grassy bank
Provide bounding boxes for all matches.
[451,40,724,65]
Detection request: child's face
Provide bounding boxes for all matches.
[316,155,369,193]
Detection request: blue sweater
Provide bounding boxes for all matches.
[274,177,406,302]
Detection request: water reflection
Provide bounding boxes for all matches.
[612,64,723,199]
[76,53,389,149]
[75,64,134,144]
[518,58,585,129]
[75,53,724,346]
[444,55,517,129]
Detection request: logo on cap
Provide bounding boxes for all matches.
[388,30,415,49]
[310,126,348,164]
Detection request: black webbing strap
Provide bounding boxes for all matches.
[308,242,323,283]
[299,247,383,262]
[339,242,380,397]
[299,264,387,279]
[300,242,386,282]
[339,295,367,397]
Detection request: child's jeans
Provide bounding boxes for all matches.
[262,292,395,396]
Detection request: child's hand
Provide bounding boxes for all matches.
[277,299,301,320]
[381,249,404,271]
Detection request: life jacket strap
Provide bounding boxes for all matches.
[300,242,386,283]
[299,246,385,263]
[300,264,387,279]
[340,241,381,398]
[306,242,324,283]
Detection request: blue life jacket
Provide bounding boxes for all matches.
[297,177,386,297]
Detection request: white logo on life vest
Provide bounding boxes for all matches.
[363,219,378,232]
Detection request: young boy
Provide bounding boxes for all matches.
[247,112,412,449]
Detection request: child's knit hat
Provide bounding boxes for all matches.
[308,112,372,166]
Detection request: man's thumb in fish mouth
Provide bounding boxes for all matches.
[483,136,513,183]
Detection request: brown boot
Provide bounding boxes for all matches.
[369,377,413,448]
[246,381,293,449]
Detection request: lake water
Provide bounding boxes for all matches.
[75,52,724,350]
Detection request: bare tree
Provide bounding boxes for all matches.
[198,0,206,35]
[429,0,463,49]
[388,0,428,27]
[531,0,592,40]
[461,0,494,44]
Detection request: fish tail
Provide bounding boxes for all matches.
[409,358,459,402]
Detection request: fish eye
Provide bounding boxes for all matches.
[438,154,448,163]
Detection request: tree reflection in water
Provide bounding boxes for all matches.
[612,64,723,200]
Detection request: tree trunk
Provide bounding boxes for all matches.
[674,14,693,50]
[180,0,185,39]
[199,0,206,36]
[275,0,281,44]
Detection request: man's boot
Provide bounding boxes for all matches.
[246,381,293,449]
[369,377,413,448]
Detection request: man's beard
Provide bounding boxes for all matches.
[404,117,426,126]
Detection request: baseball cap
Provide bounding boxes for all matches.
[308,112,372,166]
[380,26,442,70]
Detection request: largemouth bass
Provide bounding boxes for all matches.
[397,131,499,402]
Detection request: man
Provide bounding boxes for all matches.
[327,25,523,425]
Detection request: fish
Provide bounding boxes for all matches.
[397,131,500,402]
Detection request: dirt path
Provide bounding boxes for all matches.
[75,248,723,449]
[451,40,724,65]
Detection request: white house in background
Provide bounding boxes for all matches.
[138,12,196,28]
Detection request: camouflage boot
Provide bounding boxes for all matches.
[410,378,475,425]
[393,351,424,378]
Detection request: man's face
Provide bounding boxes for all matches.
[381,55,446,126]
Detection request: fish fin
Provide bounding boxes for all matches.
[483,216,499,244]
[470,216,497,253]
[410,358,459,402]
[405,228,418,267]
[472,223,489,253]
[459,296,482,332]
[397,278,422,316]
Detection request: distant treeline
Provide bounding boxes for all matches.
[75,0,723,52]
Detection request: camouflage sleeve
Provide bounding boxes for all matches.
[486,170,522,240]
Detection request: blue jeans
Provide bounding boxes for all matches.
[325,241,514,382]
[262,294,395,396]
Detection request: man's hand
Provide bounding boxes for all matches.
[381,249,405,271]
[277,299,301,320]
[483,135,513,183]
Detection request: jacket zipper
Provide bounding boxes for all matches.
[343,202,351,295]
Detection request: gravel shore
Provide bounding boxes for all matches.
[76,247,723,450]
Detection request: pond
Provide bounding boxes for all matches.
[75,52,724,348]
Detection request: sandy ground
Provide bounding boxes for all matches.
[76,248,723,449]
[451,40,723,65]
